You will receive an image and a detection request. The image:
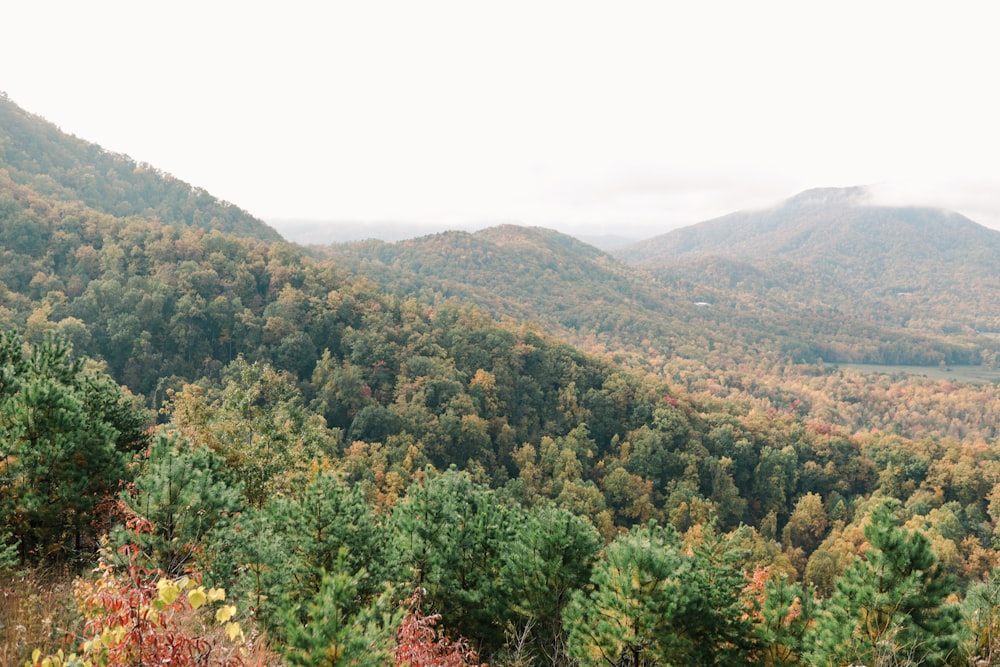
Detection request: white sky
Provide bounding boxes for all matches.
[3,1,1000,239]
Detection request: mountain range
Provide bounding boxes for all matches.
[2,90,998,416]
[614,185,1000,337]
[324,191,999,368]
[8,95,1000,666]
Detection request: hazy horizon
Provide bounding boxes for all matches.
[267,181,1000,246]
[4,2,999,239]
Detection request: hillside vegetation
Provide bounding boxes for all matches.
[325,222,994,368]
[0,92,280,242]
[616,186,1000,335]
[3,95,1000,667]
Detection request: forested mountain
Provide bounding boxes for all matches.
[5,97,1000,667]
[324,219,996,370]
[323,225,702,348]
[0,92,280,241]
[616,186,1000,336]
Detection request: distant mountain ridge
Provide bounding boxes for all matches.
[0,92,281,242]
[616,186,1000,335]
[618,185,1000,265]
[323,219,993,367]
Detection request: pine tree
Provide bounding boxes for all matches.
[0,331,149,561]
[269,468,387,609]
[282,550,399,667]
[806,500,962,667]
[206,506,296,633]
[501,504,601,666]
[746,568,814,667]
[113,432,243,575]
[963,566,1000,665]
[563,521,754,666]
[389,468,518,656]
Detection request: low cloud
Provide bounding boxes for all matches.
[868,180,1000,230]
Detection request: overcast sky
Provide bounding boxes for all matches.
[3,1,999,240]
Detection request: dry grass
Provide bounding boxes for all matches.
[0,566,83,666]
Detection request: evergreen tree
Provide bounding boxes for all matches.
[281,551,399,667]
[501,504,601,666]
[389,468,518,656]
[963,567,1000,666]
[747,569,815,667]
[0,331,149,560]
[268,468,387,610]
[0,526,19,574]
[113,432,243,575]
[563,521,754,666]
[206,506,296,634]
[806,500,962,667]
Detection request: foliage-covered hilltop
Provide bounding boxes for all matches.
[323,221,1000,442]
[325,214,998,368]
[4,95,1000,667]
[616,186,1000,336]
[0,92,280,242]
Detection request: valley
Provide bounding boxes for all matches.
[839,362,1000,385]
[2,93,1000,666]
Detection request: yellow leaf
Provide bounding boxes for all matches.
[188,588,208,609]
[226,621,244,642]
[207,587,226,602]
[32,649,41,663]
[216,604,236,623]
[156,578,180,605]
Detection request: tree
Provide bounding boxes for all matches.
[268,468,387,609]
[745,567,814,667]
[806,500,962,667]
[389,468,518,656]
[281,551,399,667]
[0,331,149,561]
[113,432,243,575]
[205,506,295,634]
[0,526,19,575]
[782,491,829,573]
[963,566,1000,666]
[165,357,339,509]
[564,521,754,666]
[501,504,601,665]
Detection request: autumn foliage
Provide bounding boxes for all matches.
[393,588,480,667]
[25,517,247,667]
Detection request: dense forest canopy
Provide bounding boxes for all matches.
[0,93,280,242]
[3,94,1000,667]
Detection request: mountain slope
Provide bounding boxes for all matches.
[621,186,1000,269]
[616,186,1000,334]
[0,92,281,242]
[321,223,990,368]
[322,225,704,351]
